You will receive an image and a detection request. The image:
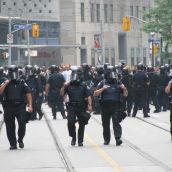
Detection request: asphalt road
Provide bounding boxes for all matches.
[0,104,172,172]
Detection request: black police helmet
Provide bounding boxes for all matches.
[49,65,58,74]
[8,65,19,80]
[70,66,82,82]
[0,67,4,75]
[160,66,165,74]
[137,63,144,70]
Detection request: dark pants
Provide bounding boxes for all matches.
[67,104,86,143]
[101,101,122,142]
[3,104,26,147]
[48,90,65,118]
[157,87,168,111]
[132,88,148,117]
[36,95,44,118]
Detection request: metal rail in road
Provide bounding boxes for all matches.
[43,109,75,172]
[91,115,172,172]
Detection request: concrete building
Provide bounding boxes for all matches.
[0,0,61,66]
[0,0,155,67]
[60,0,155,66]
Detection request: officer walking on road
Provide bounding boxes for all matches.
[132,63,150,118]
[0,65,33,150]
[60,67,92,146]
[45,65,66,119]
[94,66,128,146]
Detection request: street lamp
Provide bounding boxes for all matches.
[150,32,155,66]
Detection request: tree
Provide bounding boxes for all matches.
[143,0,172,59]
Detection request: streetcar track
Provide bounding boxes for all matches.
[42,109,75,172]
[91,115,172,172]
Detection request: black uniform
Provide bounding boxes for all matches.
[47,71,66,119]
[1,66,32,150]
[97,80,124,146]
[64,80,91,146]
[132,68,150,117]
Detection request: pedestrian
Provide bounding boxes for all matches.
[0,65,32,150]
[60,67,92,146]
[94,66,128,146]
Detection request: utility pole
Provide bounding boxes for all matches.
[27,18,31,65]
[100,0,105,64]
[8,16,12,66]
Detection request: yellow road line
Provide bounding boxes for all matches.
[85,133,124,172]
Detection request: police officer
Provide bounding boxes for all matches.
[0,65,32,150]
[94,66,128,146]
[60,67,92,146]
[25,65,43,120]
[132,63,150,118]
[45,65,66,119]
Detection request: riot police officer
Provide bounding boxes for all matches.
[132,63,150,118]
[0,65,33,150]
[45,65,66,119]
[94,66,128,146]
[60,67,92,146]
[25,65,43,120]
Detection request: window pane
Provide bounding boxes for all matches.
[91,49,95,66]
[111,48,115,65]
[105,48,109,63]
[104,4,108,23]
[81,3,85,22]
[110,4,113,23]
[130,6,134,16]
[136,6,139,18]
[96,4,100,22]
[90,3,94,22]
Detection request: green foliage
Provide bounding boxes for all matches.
[143,0,172,58]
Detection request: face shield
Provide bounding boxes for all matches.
[8,66,19,80]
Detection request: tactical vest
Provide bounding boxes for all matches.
[101,84,121,102]
[67,83,86,103]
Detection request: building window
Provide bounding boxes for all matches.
[81,37,86,45]
[49,10,52,13]
[105,48,109,63]
[136,48,141,64]
[131,48,135,65]
[96,4,100,22]
[34,4,37,7]
[49,0,51,2]
[81,3,85,22]
[24,3,27,6]
[29,9,32,12]
[44,4,47,8]
[110,4,113,23]
[91,49,95,66]
[90,3,94,22]
[143,48,147,65]
[39,10,42,13]
[130,6,134,16]
[104,4,108,23]
[2,2,6,5]
[14,2,16,6]
[111,48,115,65]
[135,6,139,18]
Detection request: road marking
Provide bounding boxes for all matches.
[85,133,124,172]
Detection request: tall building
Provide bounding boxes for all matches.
[60,0,154,66]
[0,0,60,66]
[0,0,155,67]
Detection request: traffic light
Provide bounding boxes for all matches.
[122,16,130,31]
[32,23,40,38]
[153,43,159,57]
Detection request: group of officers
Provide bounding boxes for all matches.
[1,62,172,150]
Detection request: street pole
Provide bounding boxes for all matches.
[27,18,31,65]
[100,0,105,64]
[8,16,12,66]
[152,40,154,66]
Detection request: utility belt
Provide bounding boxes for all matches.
[68,101,85,107]
[4,100,23,106]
